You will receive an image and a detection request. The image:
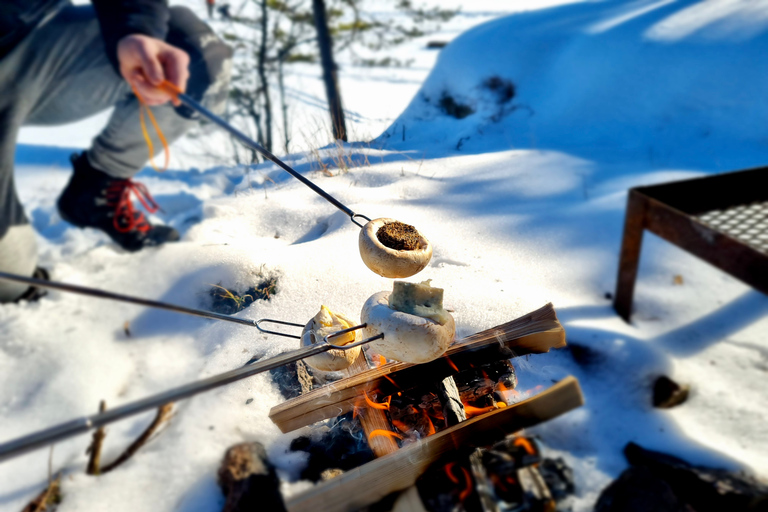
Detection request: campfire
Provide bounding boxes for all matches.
[224,303,584,511]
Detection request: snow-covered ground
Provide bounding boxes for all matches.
[4,0,768,510]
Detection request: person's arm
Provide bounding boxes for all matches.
[92,0,188,105]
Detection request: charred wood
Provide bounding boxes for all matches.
[270,359,315,400]
[218,442,286,512]
[622,442,768,512]
[469,449,499,512]
[289,413,374,482]
[652,376,690,409]
[517,466,555,511]
[594,467,689,512]
[435,376,466,428]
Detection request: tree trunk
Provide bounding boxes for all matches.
[257,0,273,152]
[312,0,347,141]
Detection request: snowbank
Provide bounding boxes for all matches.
[381,0,768,168]
[3,1,768,511]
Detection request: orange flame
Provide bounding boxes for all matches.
[463,404,496,417]
[375,354,387,367]
[392,418,410,433]
[445,463,473,501]
[421,410,436,436]
[363,390,391,410]
[513,436,537,455]
[445,462,460,484]
[369,429,403,441]
[383,373,401,390]
[458,467,473,502]
[444,355,459,373]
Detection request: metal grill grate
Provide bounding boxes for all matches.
[697,201,768,254]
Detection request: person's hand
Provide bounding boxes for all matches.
[117,34,190,106]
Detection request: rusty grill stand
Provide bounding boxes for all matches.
[614,165,768,322]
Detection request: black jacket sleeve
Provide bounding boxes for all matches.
[91,0,171,72]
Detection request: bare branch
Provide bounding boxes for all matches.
[100,403,173,474]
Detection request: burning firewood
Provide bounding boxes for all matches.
[270,303,565,433]
[284,376,583,512]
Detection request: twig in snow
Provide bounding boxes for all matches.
[100,403,173,474]
[23,464,61,512]
[85,401,107,475]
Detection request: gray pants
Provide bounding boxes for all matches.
[0,3,231,300]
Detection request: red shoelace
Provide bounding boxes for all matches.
[106,179,160,233]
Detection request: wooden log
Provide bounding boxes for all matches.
[345,353,399,457]
[218,442,286,512]
[518,465,555,510]
[284,375,584,512]
[270,303,565,433]
[435,376,466,427]
[470,449,500,512]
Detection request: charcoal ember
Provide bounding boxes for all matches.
[388,360,517,437]
[538,457,575,502]
[624,442,768,512]
[595,466,688,512]
[289,413,374,482]
[481,442,539,506]
[472,394,496,408]
[320,468,344,480]
[218,442,285,512]
[416,455,483,512]
[454,360,518,401]
[269,359,314,400]
[518,465,556,511]
[481,436,573,509]
[652,376,690,409]
[390,395,441,439]
[490,436,542,468]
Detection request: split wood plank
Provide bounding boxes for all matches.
[270,303,566,433]
[285,375,584,512]
[345,352,399,457]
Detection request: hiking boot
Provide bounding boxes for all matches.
[14,267,49,303]
[57,153,180,252]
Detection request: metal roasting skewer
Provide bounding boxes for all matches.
[0,86,395,462]
[174,90,372,229]
[0,326,382,462]
[0,270,304,336]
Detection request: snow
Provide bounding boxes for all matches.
[4,0,768,510]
